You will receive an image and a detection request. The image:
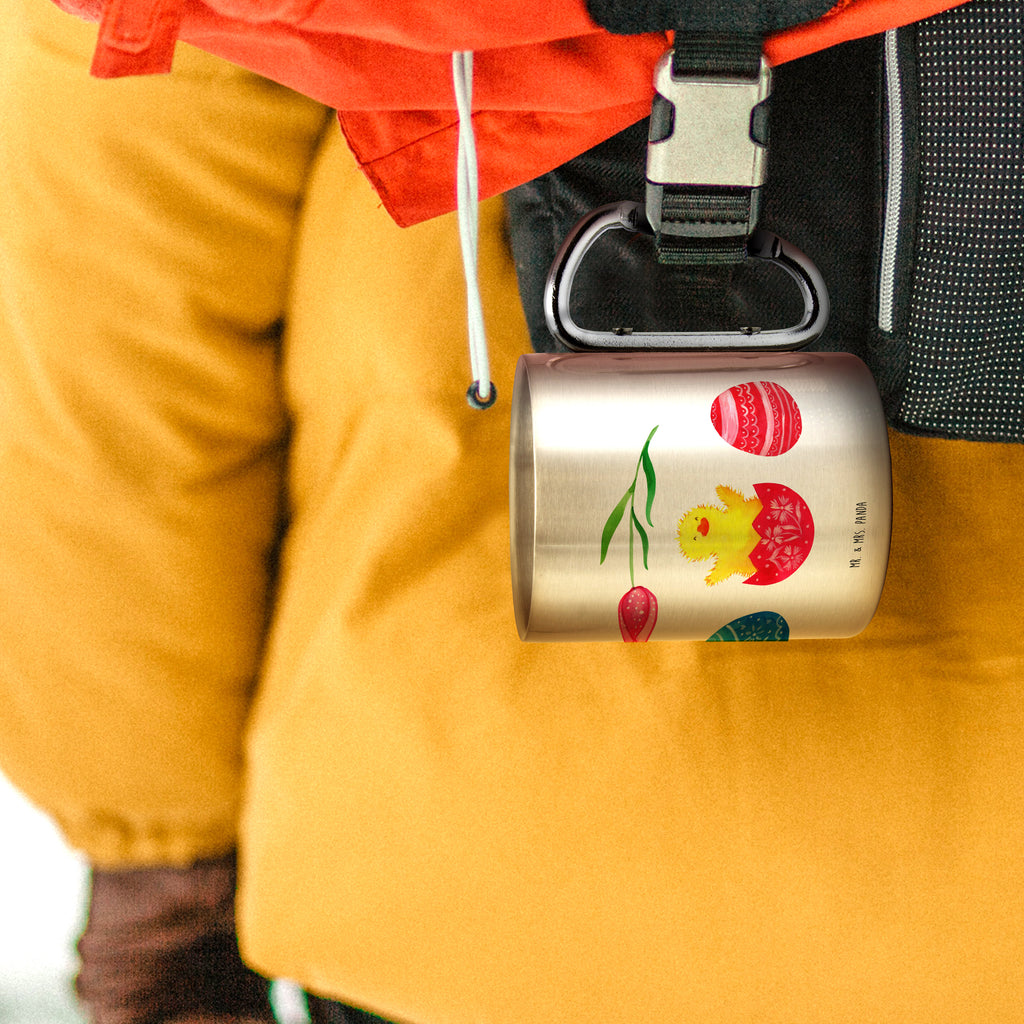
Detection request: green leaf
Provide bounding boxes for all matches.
[631,510,650,570]
[600,487,633,564]
[641,448,657,526]
[639,425,659,526]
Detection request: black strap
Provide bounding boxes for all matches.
[655,188,754,265]
[671,31,762,77]
[582,0,836,36]
[649,32,766,265]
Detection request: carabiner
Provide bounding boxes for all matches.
[543,201,829,352]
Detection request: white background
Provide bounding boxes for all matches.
[0,771,86,1024]
[0,771,308,1024]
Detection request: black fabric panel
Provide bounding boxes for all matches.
[758,35,881,362]
[868,22,919,423]
[890,0,1024,443]
[584,0,836,35]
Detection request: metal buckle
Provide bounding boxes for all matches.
[543,201,829,352]
[645,49,772,237]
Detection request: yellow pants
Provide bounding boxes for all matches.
[2,2,1024,1022]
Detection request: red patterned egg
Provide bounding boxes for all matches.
[710,381,802,457]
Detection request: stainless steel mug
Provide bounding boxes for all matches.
[510,351,891,642]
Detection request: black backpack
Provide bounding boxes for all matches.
[506,0,1024,444]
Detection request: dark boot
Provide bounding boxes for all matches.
[75,851,275,1024]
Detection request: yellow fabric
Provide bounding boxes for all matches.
[3,3,1024,1022]
[240,130,1024,1024]
[0,0,333,864]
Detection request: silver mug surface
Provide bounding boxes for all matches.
[510,351,892,642]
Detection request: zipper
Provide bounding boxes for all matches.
[878,27,903,335]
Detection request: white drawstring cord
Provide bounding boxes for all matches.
[452,51,496,409]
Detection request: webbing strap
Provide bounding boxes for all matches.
[649,32,768,265]
[581,0,836,36]
[656,194,752,264]
[671,32,762,78]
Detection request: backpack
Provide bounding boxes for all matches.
[507,0,1024,444]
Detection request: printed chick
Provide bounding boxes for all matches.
[677,485,763,586]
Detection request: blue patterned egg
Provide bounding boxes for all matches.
[707,611,790,642]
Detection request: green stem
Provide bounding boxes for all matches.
[631,426,659,586]
[628,512,636,589]
[629,426,659,587]
[600,426,659,582]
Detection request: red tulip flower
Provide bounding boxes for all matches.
[618,586,658,643]
[601,426,660,643]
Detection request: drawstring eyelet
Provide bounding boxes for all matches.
[466,380,497,410]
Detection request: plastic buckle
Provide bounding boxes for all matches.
[543,202,829,352]
[645,49,772,239]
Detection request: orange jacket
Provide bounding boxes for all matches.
[57,0,973,225]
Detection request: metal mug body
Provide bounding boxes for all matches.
[510,351,892,642]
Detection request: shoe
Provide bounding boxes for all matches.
[75,851,275,1024]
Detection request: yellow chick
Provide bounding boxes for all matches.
[677,485,763,586]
